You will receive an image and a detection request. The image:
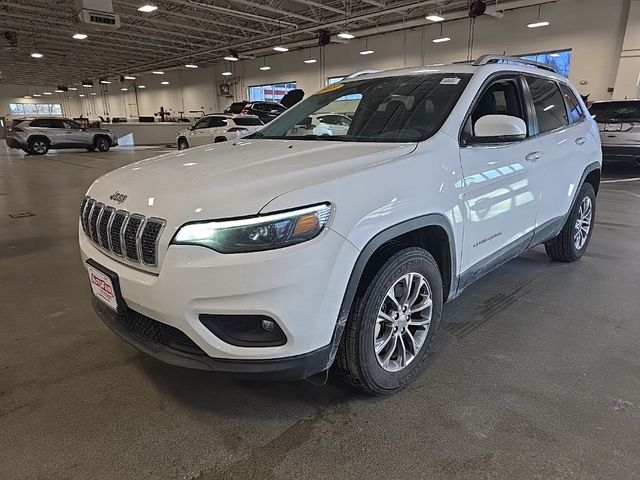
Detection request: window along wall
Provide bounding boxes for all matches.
[520,50,572,77]
[10,103,63,116]
[248,82,297,102]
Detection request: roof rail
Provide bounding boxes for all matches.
[473,54,558,74]
[345,69,382,79]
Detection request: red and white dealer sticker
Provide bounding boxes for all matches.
[87,264,119,311]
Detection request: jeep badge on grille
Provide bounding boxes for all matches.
[109,191,127,204]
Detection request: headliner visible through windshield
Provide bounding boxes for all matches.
[255,73,473,143]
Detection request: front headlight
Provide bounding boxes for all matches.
[172,203,332,253]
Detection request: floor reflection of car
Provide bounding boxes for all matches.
[589,100,640,166]
[177,114,263,150]
[289,114,352,136]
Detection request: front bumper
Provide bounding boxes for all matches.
[80,227,359,374]
[92,298,333,379]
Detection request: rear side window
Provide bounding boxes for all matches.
[192,118,211,129]
[233,117,263,126]
[209,117,228,127]
[525,76,568,133]
[559,84,585,123]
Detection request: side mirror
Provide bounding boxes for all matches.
[473,115,527,143]
[188,125,194,131]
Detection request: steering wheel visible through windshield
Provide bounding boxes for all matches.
[254,73,472,143]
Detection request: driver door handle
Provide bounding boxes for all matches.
[575,137,586,146]
[525,151,544,162]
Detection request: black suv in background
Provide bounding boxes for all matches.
[224,101,287,123]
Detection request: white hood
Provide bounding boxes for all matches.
[87,139,416,223]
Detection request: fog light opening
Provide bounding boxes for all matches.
[261,319,275,332]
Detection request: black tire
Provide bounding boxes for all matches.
[545,183,596,262]
[95,136,111,152]
[177,137,189,150]
[214,136,227,143]
[22,148,31,154]
[335,247,443,395]
[28,136,49,155]
[86,146,96,152]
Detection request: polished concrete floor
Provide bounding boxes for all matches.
[1,144,639,480]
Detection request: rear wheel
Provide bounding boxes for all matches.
[545,183,596,262]
[335,247,443,395]
[177,137,189,150]
[95,136,111,152]
[214,136,228,143]
[28,137,49,155]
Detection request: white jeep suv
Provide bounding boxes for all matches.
[79,55,601,395]
[176,114,263,150]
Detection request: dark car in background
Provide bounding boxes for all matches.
[225,101,287,123]
[589,100,640,166]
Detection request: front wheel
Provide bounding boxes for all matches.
[335,247,443,395]
[545,183,596,262]
[177,138,189,150]
[95,136,111,152]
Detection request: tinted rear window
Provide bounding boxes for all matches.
[589,101,640,123]
[233,117,263,126]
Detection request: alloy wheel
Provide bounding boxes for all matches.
[374,272,433,372]
[33,141,46,154]
[574,196,592,250]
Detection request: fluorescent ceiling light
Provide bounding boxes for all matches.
[73,33,88,40]
[121,88,128,91]
[184,64,198,68]
[432,36,451,43]
[30,52,43,58]
[527,21,550,28]
[24,95,33,99]
[68,87,77,91]
[161,81,169,85]
[222,71,233,76]
[337,31,355,39]
[138,85,146,88]
[79,94,85,97]
[273,46,289,52]
[359,49,375,55]
[54,89,64,93]
[43,92,52,95]
[124,75,136,80]
[138,4,158,12]
[33,94,42,97]
[224,55,239,61]
[90,92,97,95]
[152,70,164,75]
[426,14,445,22]
[259,66,271,71]
[303,59,317,64]
[99,80,111,84]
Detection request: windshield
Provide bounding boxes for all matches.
[589,101,640,123]
[254,73,472,142]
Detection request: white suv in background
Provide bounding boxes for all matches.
[176,114,263,150]
[79,55,601,395]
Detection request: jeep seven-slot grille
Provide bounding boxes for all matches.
[81,197,166,267]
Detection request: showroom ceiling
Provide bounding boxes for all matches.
[1,0,547,86]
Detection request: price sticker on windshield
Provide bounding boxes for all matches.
[440,77,461,85]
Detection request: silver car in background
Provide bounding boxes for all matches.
[590,100,640,166]
[6,117,118,155]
